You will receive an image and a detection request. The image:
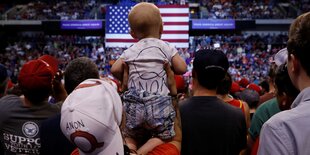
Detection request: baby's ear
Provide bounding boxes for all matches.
[130,29,138,39]
[159,23,163,37]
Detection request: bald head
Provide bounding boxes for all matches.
[128,2,163,39]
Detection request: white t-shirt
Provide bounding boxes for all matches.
[120,38,177,95]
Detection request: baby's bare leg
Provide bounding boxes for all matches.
[137,137,164,155]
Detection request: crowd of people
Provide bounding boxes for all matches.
[190,33,287,83]
[1,34,107,83]
[0,1,310,155]
[1,0,308,20]
[1,33,287,86]
[192,0,309,19]
[198,0,281,19]
[6,0,97,20]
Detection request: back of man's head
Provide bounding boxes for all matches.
[64,57,99,94]
[193,49,229,90]
[217,72,232,95]
[237,89,260,109]
[287,12,310,77]
[18,60,54,104]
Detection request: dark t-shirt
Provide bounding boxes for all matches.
[180,96,247,155]
[40,114,75,155]
[0,95,60,155]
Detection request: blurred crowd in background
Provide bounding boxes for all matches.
[0,0,300,86]
[0,0,309,20]
[0,33,287,87]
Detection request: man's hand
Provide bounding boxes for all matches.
[164,62,177,96]
[51,70,67,102]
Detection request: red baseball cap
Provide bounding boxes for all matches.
[230,82,241,94]
[239,78,249,88]
[38,55,59,75]
[174,75,185,92]
[247,83,262,95]
[18,59,54,91]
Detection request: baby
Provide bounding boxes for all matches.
[111,2,187,155]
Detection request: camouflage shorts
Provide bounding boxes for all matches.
[122,88,176,140]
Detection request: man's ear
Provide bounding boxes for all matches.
[159,22,163,37]
[290,54,299,73]
[130,29,138,39]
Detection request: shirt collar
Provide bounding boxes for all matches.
[291,87,310,108]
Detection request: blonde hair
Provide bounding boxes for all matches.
[128,2,163,39]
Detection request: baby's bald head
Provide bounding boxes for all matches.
[128,2,163,39]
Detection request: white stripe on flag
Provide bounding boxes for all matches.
[163,25,189,31]
[106,42,189,48]
[162,34,189,39]
[159,8,189,14]
[169,42,189,48]
[162,17,189,22]
[106,34,189,40]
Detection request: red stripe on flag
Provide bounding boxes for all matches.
[163,22,189,25]
[161,13,188,17]
[158,5,189,8]
[107,39,188,43]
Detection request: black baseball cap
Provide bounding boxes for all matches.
[193,49,229,89]
[194,49,229,73]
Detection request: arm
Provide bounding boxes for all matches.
[241,104,263,155]
[171,53,187,75]
[170,98,182,151]
[244,101,273,155]
[111,58,125,81]
[51,71,67,102]
[239,102,251,155]
[147,62,181,155]
[239,113,248,155]
[164,62,177,96]
[121,61,129,93]
[164,62,182,151]
[242,101,251,129]
[258,123,291,155]
[120,62,129,129]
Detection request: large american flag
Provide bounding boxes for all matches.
[105,4,189,48]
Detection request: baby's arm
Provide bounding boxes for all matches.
[171,53,187,75]
[111,58,125,81]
